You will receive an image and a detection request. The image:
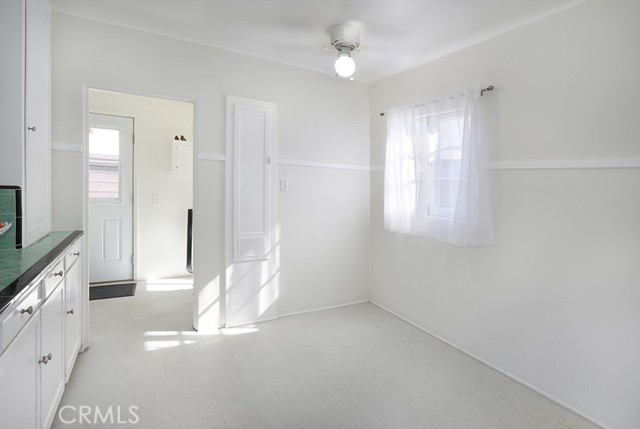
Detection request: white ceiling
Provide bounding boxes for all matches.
[50,0,584,83]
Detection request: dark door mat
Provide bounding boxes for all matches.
[90,282,137,301]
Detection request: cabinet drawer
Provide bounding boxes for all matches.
[0,284,40,351]
[42,260,65,297]
[64,240,81,271]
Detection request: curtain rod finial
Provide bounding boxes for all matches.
[481,85,495,96]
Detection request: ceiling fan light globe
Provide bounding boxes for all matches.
[335,54,356,78]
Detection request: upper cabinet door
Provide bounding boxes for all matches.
[0,0,27,188]
[24,0,52,245]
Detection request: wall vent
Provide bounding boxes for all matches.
[236,235,267,261]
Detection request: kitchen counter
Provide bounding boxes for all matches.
[0,230,83,315]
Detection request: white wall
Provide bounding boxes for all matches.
[89,90,194,280]
[369,2,640,429]
[51,13,370,329]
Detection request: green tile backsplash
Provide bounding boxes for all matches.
[0,187,21,250]
[0,191,15,215]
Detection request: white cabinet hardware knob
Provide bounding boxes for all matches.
[67,309,74,315]
[39,353,53,365]
[53,270,63,277]
[20,306,34,315]
[73,252,80,256]
[27,126,36,132]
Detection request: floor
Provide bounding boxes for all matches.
[52,280,600,429]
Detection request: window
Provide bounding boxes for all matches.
[384,86,494,246]
[88,127,121,203]
[416,112,464,221]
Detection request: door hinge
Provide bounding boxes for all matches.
[132,133,135,144]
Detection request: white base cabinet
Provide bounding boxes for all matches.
[0,234,84,429]
[63,241,82,381]
[40,284,65,429]
[0,284,66,429]
[0,313,39,429]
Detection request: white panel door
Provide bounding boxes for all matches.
[226,96,278,327]
[88,113,134,283]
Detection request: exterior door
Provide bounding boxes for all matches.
[88,113,134,283]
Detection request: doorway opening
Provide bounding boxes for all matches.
[86,89,195,298]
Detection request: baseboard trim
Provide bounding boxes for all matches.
[278,299,370,319]
[223,299,369,328]
[368,300,609,429]
[225,315,277,329]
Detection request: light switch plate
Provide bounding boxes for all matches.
[280,179,289,192]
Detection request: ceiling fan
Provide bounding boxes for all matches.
[328,21,362,79]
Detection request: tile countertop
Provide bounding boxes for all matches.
[0,230,83,315]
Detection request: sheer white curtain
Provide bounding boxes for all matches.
[383,106,416,233]
[384,85,494,246]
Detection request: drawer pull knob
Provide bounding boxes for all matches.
[20,306,34,315]
[53,270,64,277]
[73,252,81,256]
[28,125,36,132]
[39,353,53,365]
[67,308,74,315]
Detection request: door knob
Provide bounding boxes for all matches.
[73,252,81,256]
[20,306,33,315]
[27,126,36,132]
[54,270,64,277]
[39,353,53,364]
[67,308,74,315]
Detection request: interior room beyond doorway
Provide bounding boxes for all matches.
[87,89,194,286]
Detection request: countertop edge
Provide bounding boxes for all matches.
[0,231,84,316]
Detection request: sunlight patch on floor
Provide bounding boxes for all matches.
[145,277,193,292]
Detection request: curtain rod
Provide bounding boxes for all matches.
[379,85,494,117]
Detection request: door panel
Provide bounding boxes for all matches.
[0,313,39,429]
[64,260,82,381]
[88,113,134,283]
[40,284,64,429]
[225,96,278,327]
[24,0,52,245]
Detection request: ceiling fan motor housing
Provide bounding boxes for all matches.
[329,22,361,52]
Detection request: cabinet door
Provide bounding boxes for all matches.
[0,0,25,187]
[40,284,65,429]
[0,312,39,429]
[24,0,51,245]
[64,259,82,381]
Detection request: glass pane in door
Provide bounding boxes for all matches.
[88,127,121,203]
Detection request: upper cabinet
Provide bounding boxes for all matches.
[0,0,52,247]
